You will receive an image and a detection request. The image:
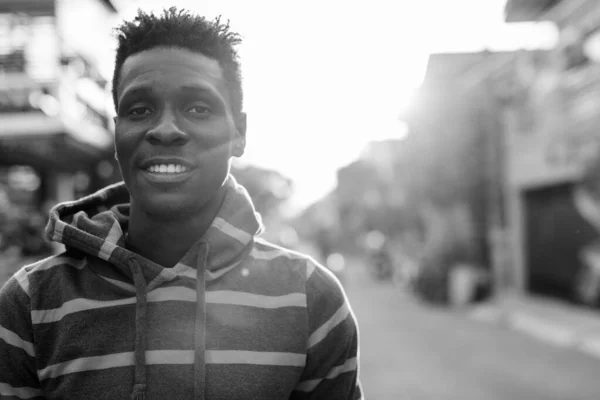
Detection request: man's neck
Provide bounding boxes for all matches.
[126,188,227,268]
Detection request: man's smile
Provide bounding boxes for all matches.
[139,157,197,185]
[140,166,195,185]
[146,164,190,174]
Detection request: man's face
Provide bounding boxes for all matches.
[114,47,245,219]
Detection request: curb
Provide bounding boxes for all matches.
[469,306,600,360]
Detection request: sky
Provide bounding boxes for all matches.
[106,0,557,212]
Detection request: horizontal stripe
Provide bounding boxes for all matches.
[213,217,253,244]
[0,325,35,357]
[308,302,350,348]
[39,351,141,380]
[0,382,42,399]
[32,296,136,325]
[206,291,305,309]
[15,256,85,296]
[208,350,306,367]
[295,357,358,392]
[32,287,306,323]
[173,261,242,281]
[38,350,305,380]
[31,287,197,324]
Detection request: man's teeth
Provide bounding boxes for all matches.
[146,164,189,173]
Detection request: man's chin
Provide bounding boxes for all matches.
[136,195,202,221]
[128,173,227,221]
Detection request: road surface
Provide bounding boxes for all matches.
[344,261,600,400]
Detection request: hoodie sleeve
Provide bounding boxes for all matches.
[0,274,45,399]
[291,260,363,400]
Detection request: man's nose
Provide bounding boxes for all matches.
[145,111,189,145]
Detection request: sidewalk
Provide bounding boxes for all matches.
[469,293,600,359]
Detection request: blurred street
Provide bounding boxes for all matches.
[344,261,600,400]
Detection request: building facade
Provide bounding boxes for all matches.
[501,0,600,301]
[399,50,529,285]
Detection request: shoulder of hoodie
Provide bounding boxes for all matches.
[1,249,86,300]
[252,237,345,301]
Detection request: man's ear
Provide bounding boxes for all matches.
[232,112,247,157]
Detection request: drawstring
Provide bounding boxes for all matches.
[194,242,209,400]
[127,245,208,399]
[129,258,148,400]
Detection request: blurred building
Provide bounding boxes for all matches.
[400,50,530,283]
[291,142,403,257]
[401,0,600,304]
[336,159,380,230]
[0,0,121,210]
[360,140,406,182]
[0,0,123,256]
[502,0,600,301]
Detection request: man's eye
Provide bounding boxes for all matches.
[128,106,152,117]
[187,105,211,116]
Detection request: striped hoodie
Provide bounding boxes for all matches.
[0,175,362,400]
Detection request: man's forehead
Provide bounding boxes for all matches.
[118,47,225,91]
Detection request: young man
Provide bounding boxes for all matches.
[0,7,362,400]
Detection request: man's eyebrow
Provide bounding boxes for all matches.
[119,86,155,101]
[180,85,228,107]
[179,85,219,96]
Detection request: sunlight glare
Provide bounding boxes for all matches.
[110,0,557,211]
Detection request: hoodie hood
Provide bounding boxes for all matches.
[44,174,263,400]
[45,173,263,283]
